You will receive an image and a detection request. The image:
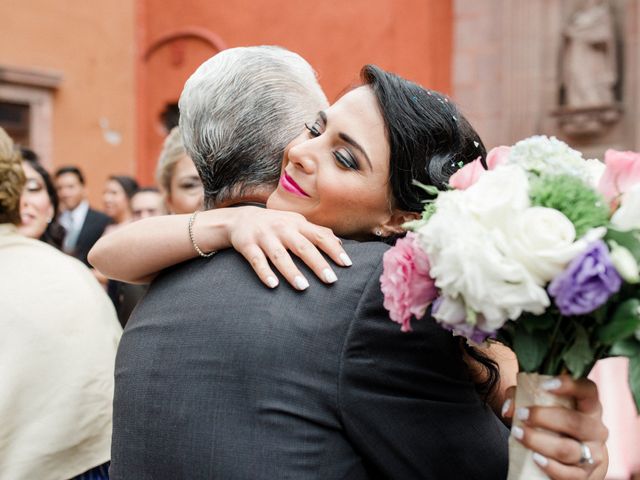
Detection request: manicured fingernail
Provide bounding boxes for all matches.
[511,426,524,440]
[501,398,511,417]
[323,268,337,283]
[295,276,309,290]
[532,452,548,467]
[339,252,352,267]
[266,276,278,288]
[541,378,562,391]
[516,407,529,421]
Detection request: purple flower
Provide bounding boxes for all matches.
[432,296,496,345]
[548,240,622,315]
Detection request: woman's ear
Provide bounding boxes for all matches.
[379,210,421,236]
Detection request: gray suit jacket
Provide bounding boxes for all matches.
[110,240,508,479]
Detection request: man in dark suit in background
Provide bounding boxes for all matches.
[55,166,111,265]
[110,46,509,479]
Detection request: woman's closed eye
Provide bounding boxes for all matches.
[334,150,359,170]
[25,179,44,193]
[179,178,202,190]
[304,121,322,138]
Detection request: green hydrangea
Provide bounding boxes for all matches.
[529,174,609,238]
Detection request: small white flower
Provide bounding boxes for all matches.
[507,135,589,180]
[609,241,640,284]
[584,159,606,189]
[611,184,640,231]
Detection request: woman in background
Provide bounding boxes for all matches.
[18,148,66,249]
[155,126,204,214]
[103,175,138,230]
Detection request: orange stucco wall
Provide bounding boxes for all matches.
[1,0,136,207]
[138,0,453,184]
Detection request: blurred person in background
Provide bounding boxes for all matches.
[111,186,165,327]
[18,148,66,249]
[131,187,165,220]
[0,127,122,480]
[155,126,204,214]
[102,175,138,231]
[55,166,111,266]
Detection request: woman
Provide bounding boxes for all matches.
[156,126,204,214]
[91,65,609,479]
[102,175,138,228]
[18,149,66,249]
[1,129,120,480]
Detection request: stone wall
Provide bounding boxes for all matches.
[453,0,638,158]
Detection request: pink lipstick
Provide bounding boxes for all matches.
[280,172,309,197]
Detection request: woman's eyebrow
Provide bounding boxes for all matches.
[319,111,373,171]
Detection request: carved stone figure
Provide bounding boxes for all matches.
[562,0,617,108]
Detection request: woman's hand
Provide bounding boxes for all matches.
[501,375,609,480]
[221,207,351,290]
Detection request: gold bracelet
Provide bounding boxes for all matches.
[188,211,216,258]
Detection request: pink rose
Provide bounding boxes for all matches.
[449,146,510,190]
[598,149,640,206]
[380,233,437,332]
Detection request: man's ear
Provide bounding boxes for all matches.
[379,210,421,236]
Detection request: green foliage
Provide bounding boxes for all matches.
[519,312,555,332]
[610,338,640,357]
[412,179,441,198]
[596,299,640,345]
[403,203,437,231]
[629,356,640,414]
[562,325,593,378]
[513,328,549,372]
[606,229,640,262]
[529,174,609,237]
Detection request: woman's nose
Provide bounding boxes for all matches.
[287,140,317,175]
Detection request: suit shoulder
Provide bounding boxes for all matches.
[87,209,112,224]
[341,240,390,267]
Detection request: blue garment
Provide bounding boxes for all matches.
[73,462,110,480]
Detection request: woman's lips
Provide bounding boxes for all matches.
[280,172,309,197]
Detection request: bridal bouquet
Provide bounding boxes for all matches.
[380,136,640,478]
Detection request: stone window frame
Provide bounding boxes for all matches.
[0,65,62,168]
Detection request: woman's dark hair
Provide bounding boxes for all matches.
[109,175,139,199]
[361,65,498,400]
[361,65,486,213]
[21,148,66,249]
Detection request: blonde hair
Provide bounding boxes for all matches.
[0,127,25,224]
[155,126,187,194]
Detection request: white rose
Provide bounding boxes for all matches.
[464,164,531,229]
[611,184,640,231]
[503,208,603,285]
[584,159,606,189]
[609,241,640,284]
[417,189,549,330]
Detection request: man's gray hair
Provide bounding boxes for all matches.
[179,46,328,208]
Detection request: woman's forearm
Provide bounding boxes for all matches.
[88,206,349,288]
[88,210,232,284]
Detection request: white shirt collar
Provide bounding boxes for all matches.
[60,200,90,230]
